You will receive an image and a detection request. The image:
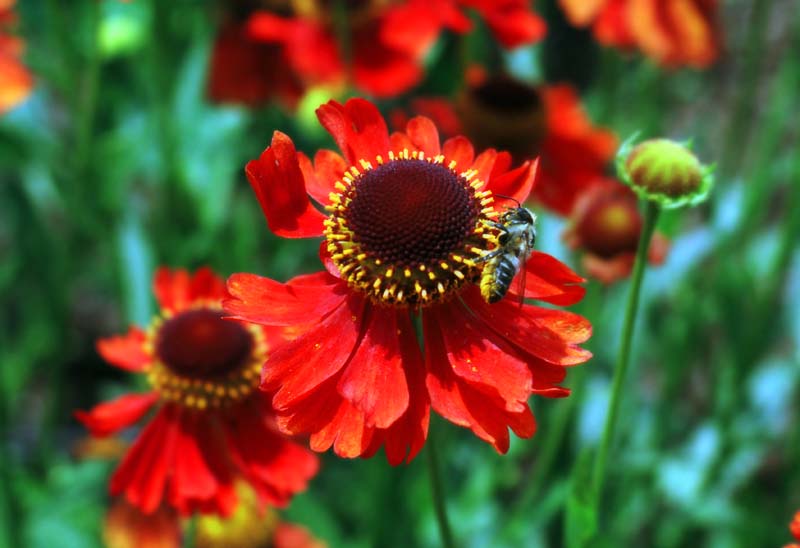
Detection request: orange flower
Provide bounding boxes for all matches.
[791,510,800,540]
[76,268,318,516]
[559,0,721,68]
[0,0,33,113]
[563,178,668,284]
[104,499,182,548]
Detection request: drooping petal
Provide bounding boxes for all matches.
[465,0,547,49]
[463,287,592,366]
[96,327,150,372]
[423,314,535,453]
[168,412,222,514]
[246,131,327,238]
[337,305,410,429]
[224,400,317,507]
[470,148,499,182]
[225,272,346,327]
[429,302,533,411]
[316,99,391,165]
[405,116,441,157]
[380,311,430,464]
[75,392,159,438]
[110,405,180,514]
[514,251,587,305]
[263,296,366,409]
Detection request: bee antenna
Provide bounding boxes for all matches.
[492,193,522,208]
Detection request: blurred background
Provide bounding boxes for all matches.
[1,0,799,546]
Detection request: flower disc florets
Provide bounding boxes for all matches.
[618,137,714,209]
[324,149,497,306]
[145,306,266,409]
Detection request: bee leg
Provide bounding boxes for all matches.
[474,249,502,264]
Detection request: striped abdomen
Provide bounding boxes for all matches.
[480,253,522,303]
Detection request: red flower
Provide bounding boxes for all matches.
[76,268,318,516]
[225,98,592,464]
[792,510,800,540]
[0,0,33,114]
[562,178,668,284]
[244,0,545,98]
[558,0,721,68]
[451,71,617,215]
[207,20,304,108]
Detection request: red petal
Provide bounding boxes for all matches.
[463,288,592,366]
[381,311,430,465]
[298,149,347,207]
[168,413,221,513]
[96,327,150,372]
[110,406,179,514]
[337,305,410,429]
[316,99,391,165]
[153,268,192,313]
[75,392,159,437]
[273,523,323,548]
[405,116,441,157]
[263,296,365,409]
[224,402,317,506]
[470,148,499,182]
[423,315,535,453]
[351,28,422,97]
[429,302,533,411]
[473,0,547,48]
[486,158,538,204]
[188,267,227,303]
[246,131,327,239]
[390,131,416,152]
[225,272,346,327]
[442,136,475,169]
[515,251,587,305]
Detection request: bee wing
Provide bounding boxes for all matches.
[510,241,533,308]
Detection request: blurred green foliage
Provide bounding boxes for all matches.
[1,1,799,547]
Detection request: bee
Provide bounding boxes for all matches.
[478,200,537,304]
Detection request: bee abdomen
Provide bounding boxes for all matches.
[480,255,520,303]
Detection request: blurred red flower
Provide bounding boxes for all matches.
[563,178,668,284]
[244,0,545,98]
[396,72,617,215]
[559,0,721,68]
[0,0,33,113]
[224,98,592,464]
[76,268,318,516]
[207,20,305,108]
[792,510,800,540]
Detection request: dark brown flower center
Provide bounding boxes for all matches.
[344,159,479,267]
[457,74,546,164]
[325,152,496,306]
[156,309,253,379]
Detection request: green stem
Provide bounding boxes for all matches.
[425,429,456,548]
[590,201,660,510]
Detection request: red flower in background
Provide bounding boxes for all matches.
[0,0,33,114]
[244,0,545,98]
[786,510,800,548]
[400,72,617,215]
[559,0,721,68]
[76,268,318,516]
[563,178,668,284]
[207,21,304,108]
[225,98,591,464]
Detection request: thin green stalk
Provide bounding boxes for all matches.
[590,201,660,510]
[425,429,456,548]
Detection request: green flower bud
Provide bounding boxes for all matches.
[617,137,714,209]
